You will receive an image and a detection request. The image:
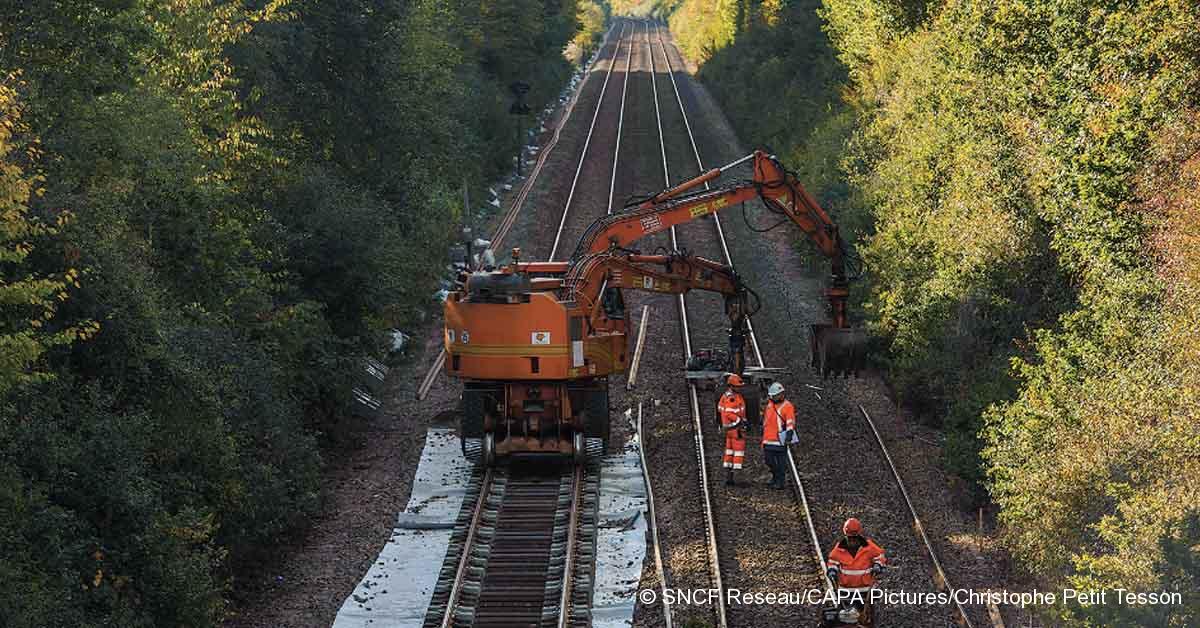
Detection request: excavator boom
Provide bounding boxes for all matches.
[568,150,864,374]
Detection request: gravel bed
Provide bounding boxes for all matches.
[610,21,723,627]
[657,30,959,626]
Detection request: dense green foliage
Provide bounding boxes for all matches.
[657,0,1199,624]
[0,1,595,625]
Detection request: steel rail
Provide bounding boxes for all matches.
[626,304,651,389]
[418,22,627,400]
[645,20,728,628]
[652,20,832,599]
[439,467,494,628]
[434,466,592,627]
[637,401,674,628]
[606,17,634,216]
[594,22,635,297]
[549,21,633,261]
[785,448,839,596]
[859,405,975,628]
[556,465,585,628]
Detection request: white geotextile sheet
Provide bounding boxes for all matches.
[329,426,649,628]
[332,428,470,627]
[592,431,649,628]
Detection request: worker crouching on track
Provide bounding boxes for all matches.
[826,517,887,624]
[718,374,747,486]
[761,382,797,490]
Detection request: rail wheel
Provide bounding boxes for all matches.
[482,432,496,467]
[573,432,587,465]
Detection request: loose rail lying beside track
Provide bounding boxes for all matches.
[859,405,976,628]
[636,401,675,628]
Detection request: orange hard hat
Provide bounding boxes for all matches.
[843,517,863,536]
[726,374,744,387]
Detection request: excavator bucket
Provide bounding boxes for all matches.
[810,324,867,377]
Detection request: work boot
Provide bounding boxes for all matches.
[725,469,735,486]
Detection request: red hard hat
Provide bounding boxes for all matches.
[726,374,744,387]
[843,517,863,536]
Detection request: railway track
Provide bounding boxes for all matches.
[423,462,601,627]
[648,18,836,601]
[636,19,828,626]
[420,22,636,628]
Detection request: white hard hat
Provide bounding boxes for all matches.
[768,382,785,397]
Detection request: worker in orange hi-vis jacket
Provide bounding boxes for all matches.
[825,517,887,624]
[761,381,797,490]
[717,374,747,486]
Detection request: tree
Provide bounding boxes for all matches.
[0,77,92,397]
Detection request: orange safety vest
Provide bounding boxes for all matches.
[717,391,746,429]
[826,537,887,591]
[718,391,747,469]
[762,399,795,446]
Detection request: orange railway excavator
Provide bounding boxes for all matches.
[444,150,865,464]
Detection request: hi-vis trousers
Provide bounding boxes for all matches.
[723,430,746,469]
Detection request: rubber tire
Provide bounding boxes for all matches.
[573,432,586,465]
[580,383,610,454]
[461,387,499,440]
[461,386,500,460]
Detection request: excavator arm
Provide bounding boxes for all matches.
[572,152,838,259]
[568,150,863,375]
[565,251,757,374]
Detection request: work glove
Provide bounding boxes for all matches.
[870,563,883,577]
[826,567,839,581]
[781,429,795,446]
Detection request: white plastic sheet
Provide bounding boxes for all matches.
[592,439,649,628]
[329,427,648,628]
[331,429,470,628]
